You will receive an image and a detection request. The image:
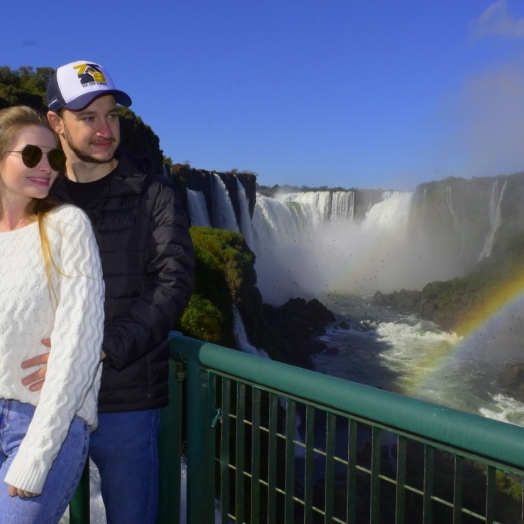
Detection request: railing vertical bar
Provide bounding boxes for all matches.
[452,455,463,524]
[69,460,90,524]
[423,445,434,524]
[208,373,217,522]
[160,359,184,524]
[236,383,247,523]
[347,419,358,524]
[158,359,184,524]
[304,405,315,524]
[185,348,213,524]
[267,394,278,524]
[395,436,407,524]
[370,426,382,524]
[325,412,336,523]
[220,378,231,523]
[285,399,296,524]
[486,465,495,524]
[521,475,524,524]
[251,387,262,524]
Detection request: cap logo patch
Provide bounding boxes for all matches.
[73,63,108,88]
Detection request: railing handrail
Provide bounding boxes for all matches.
[170,332,524,472]
[69,333,524,523]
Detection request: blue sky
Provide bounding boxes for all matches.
[3,0,524,190]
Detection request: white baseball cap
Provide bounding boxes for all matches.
[46,60,132,112]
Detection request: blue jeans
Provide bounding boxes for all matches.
[89,408,161,524]
[0,399,89,524]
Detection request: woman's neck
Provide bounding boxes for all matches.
[0,202,30,232]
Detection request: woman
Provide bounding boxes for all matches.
[0,106,104,523]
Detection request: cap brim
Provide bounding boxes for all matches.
[64,90,132,111]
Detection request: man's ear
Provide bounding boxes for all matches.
[47,111,64,135]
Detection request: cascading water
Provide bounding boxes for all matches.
[235,179,254,249]
[211,173,239,232]
[252,194,311,251]
[232,306,305,456]
[331,190,355,223]
[187,189,211,227]
[253,190,425,304]
[276,190,356,224]
[232,306,269,359]
[478,179,508,261]
[186,173,524,424]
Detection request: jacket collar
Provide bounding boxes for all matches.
[51,150,155,202]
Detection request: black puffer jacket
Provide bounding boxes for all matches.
[51,151,195,412]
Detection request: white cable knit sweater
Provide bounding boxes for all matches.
[0,204,104,495]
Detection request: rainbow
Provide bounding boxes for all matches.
[451,268,524,342]
[395,268,524,394]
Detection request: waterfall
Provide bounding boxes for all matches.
[232,306,304,456]
[276,191,333,224]
[479,180,508,261]
[275,190,356,224]
[252,194,312,252]
[331,191,355,222]
[187,173,522,305]
[235,179,254,249]
[362,191,412,232]
[187,189,211,227]
[252,190,421,304]
[444,186,459,230]
[232,305,269,359]
[211,173,239,232]
[444,186,468,256]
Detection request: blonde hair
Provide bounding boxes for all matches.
[0,106,64,302]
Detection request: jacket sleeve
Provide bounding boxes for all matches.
[102,181,195,371]
[4,207,105,494]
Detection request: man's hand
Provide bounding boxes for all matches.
[22,339,107,392]
[8,484,38,497]
[21,339,51,392]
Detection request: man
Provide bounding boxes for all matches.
[21,60,195,524]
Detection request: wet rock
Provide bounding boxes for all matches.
[497,362,524,387]
[497,362,524,403]
[263,298,335,369]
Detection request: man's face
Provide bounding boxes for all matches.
[52,94,120,165]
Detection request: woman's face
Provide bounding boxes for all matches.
[0,125,59,206]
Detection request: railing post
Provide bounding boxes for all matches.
[185,345,215,524]
[157,358,185,524]
[69,459,90,524]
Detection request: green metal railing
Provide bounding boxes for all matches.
[69,333,524,523]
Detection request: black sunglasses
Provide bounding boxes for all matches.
[5,144,66,171]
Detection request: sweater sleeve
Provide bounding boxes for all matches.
[4,207,105,495]
[102,181,195,371]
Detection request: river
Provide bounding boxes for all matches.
[312,292,524,427]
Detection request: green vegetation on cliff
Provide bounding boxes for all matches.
[180,227,281,360]
[374,230,524,335]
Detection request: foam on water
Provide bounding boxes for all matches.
[479,394,524,427]
[314,293,524,427]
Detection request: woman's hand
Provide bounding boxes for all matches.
[21,338,51,392]
[22,339,106,392]
[8,484,38,497]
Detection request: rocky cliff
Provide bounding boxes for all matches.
[170,164,256,227]
[181,226,334,367]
